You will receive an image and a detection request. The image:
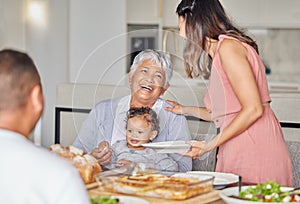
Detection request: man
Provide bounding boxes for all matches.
[0,49,90,204]
[73,49,192,172]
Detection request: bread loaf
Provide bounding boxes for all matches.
[49,144,102,184]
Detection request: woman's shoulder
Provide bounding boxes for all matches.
[218,35,247,57]
[218,35,243,47]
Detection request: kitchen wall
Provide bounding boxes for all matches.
[0,0,126,147]
[0,0,25,50]
[250,29,300,82]
[69,0,126,85]
[0,0,70,146]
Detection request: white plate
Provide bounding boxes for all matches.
[171,173,215,182]
[141,141,190,153]
[112,195,149,204]
[220,186,295,204]
[186,171,239,189]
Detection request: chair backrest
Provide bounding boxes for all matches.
[286,140,300,187]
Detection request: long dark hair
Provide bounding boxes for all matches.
[176,0,258,78]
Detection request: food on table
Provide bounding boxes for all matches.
[50,144,102,184]
[239,180,300,202]
[97,173,214,200]
[90,196,121,204]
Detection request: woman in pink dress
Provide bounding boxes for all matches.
[165,0,293,186]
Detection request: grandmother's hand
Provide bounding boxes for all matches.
[165,100,185,115]
[91,141,112,166]
[180,141,207,159]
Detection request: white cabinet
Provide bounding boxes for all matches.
[127,0,300,28]
[220,0,261,28]
[221,0,300,28]
[260,0,300,28]
[162,0,181,27]
[126,0,159,24]
[126,0,181,27]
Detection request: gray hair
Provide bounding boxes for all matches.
[130,49,173,86]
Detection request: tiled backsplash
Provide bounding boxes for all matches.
[249,29,300,82]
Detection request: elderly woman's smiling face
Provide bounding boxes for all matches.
[129,59,168,107]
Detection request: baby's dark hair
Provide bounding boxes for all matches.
[126,107,160,132]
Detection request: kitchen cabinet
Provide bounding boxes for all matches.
[261,0,300,28]
[221,0,300,28]
[126,0,181,27]
[127,0,300,28]
[126,0,159,24]
[161,0,181,27]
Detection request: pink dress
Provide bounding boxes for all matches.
[204,35,293,186]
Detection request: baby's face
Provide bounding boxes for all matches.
[126,116,156,147]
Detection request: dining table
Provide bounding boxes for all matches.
[87,183,226,204]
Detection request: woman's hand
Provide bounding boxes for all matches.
[91,141,112,166]
[165,100,185,115]
[181,141,208,159]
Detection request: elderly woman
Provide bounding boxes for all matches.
[73,49,192,172]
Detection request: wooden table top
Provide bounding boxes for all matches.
[88,185,226,204]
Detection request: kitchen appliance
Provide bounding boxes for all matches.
[127,24,159,72]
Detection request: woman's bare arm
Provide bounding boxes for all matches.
[165,100,212,121]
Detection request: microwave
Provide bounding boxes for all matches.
[127,24,159,72]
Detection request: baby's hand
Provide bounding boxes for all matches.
[116,160,132,168]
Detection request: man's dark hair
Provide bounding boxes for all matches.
[0,49,41,111]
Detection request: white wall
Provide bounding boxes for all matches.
[0,0,126,147]
[0,0,66,146]
[26,0,70,147]
[0,0,25,50]
[69,0,127,85]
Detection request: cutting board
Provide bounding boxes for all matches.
[88,186,223,204]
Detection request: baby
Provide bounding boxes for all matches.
[100,107,178,171]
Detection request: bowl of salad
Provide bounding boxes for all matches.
[220,181,300,204]
[90,195,149,204]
